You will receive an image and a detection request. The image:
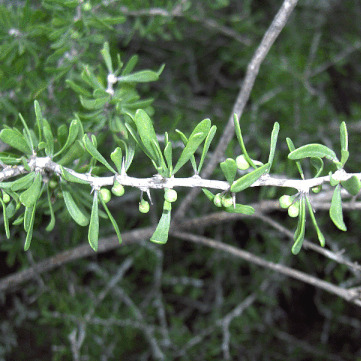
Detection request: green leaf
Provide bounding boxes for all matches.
[220,158,237,184]
[0,128,32,154]
[305,197,325,247]
[329,171,339,187]
[60,166,89,184]
[88,191,99,251]
[340,121,348,153]
[45,186,56,232]
[122,55,138,75]
[341,150,349,167]
[329,184,347,231]
[110,147,123,173]
[0,197,10,238]
[57,140,84,166]
[175,129,197,173]
[54,119,80,157]
[100,42,113,73]
[99,196,122,244]
[150,201,171,244]
[62,186,89,226]
[118,64,164,83]
[288,143,338,163]
[19,172,42,207]
[267,122,279,171]
[65,79,92,97]
[310,157,324,178]
[341,176,361,196]
[11,172,36,191]
[231,163,269,193]
[24,203,36,251]
[286,137,304,179]
[42,118,54,156]
[34,100,43,142]
[291,197,306,255]
[19,113,34,151]
[173,119,211,175]
[233,114,257,169]
[83,134,116,173]
[202,188,215,202]
[224,203,255,215]
[80,96,109,110]
[164,140,173,176]
[198,125,217,174]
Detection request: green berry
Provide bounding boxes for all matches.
[279,195,293,209]
[49,180,58,189]
[99,188,111,203]
[164,188,177,203]
[222,194,233,208]
[312,185,322,194]
[112,181,125,197]
[82,2,92,11]
[2,192,10,203]
[139,199,150,214]
[236,155,250,170]
[288,202,300,218]
[213,193,223,207]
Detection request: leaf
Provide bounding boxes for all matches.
[329,184,347,231]
[65,79,92,97]
[99,196,122,244]
[340,121,348,153]
[122,54,138,75]
[19,172,42,207]
[288,144,338,163]
[341,150,349,167]
[224,203,255,215]
[60,166,89,184]
[11,172,36,191]
[88,191,99,251]
[220,158,237,184]
[0,197,10,238]
[286,137,304,179]
[45,186,56,232]
[233,114,257,169]
[175,129,197,173]
[202,188,215,202]
[24,203,36,251]
[34,100,43,142]
[83,134,116,173]
[42,118,54,156]
[58,140,84,166]
[198,125,217,174]
[150,201,171,244]
[0,128,32,154]
[80,96,109,110]
[310,157,324,178]
[230,163,269,193]
[100,42,113,73]
[54,119,80,157]
[118,64,164,83]
[305,197,325,247]
[173,119,211,175]
[291,197,306,255]
[62,186,89,226]
[341,176,361,196]
[19,113,34,151]
[110,147,123,173]
[267,122,279,171]
[164,141,173,176]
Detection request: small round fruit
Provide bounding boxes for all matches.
[112,181,125,197]
[82,2,92,11]
[49,180,58,189]
[99,188,111,203]
[279,195,293,209]
[2,192,10,203]
[222,194,233,208]
[164,188,177,203]
[213,193,223,207]
[236,155,250,170]
[139,199,150,214]
[312,185,322,194]
[288,202,300,218]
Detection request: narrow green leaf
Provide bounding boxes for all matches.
[19,113,34,151]
[310,157,324,178]
[60,167,89,185]
[267,122,279,171]
[233,114,257,169]
[19,173,42,207]
[100,42,113,73]
[24,205,33,232]
[198,125,217,174]
[80,96,109,110]
[21,156,31,172]
[305,197,325,247]
[120,138,135,171]
[110,147,123,173]
[224,203,255,215]
[175,129,197,173]
[45,186,56,232]
[330,184,347,231]
[88,191,99,251]
[288,143,339,163]
[118,64,164,83]
[150,201,171,244]
[329,171,339,187]
[164,141,173,176]
[99,196,122,244]
[340,121,348,153]
[341,150,349,166]
[220,158,237,184]
[11,172,36,192]
[0,197,10,238]
[54,119,79,157]
[65,79,92,97]
[202,188,215,202]
[62,186,89,226]
[292,197,306,255]
[43,118,54,156]
[341,176,361,196]
[122,54,138,75]
[286,137,304,179]
[83,134,116,173]
[0,129,32,154]
[58,140,84,166]
[34,100,43,142]
[230,163,269,193]
[24,203,36,251]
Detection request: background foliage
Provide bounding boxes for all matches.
[0,0,361,359]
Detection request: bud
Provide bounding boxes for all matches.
[139,199,150,214]
[288,202,300,218]
[236,155,250,170]
[213,193,223,207]
[112,181,125,197]
[2,192,10,203]
[222,194,233,208]
[279,195,293,209]
[99,188,111,203]
[311,185,322,194]
[82,2,92,11]
[164,188,177,203]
